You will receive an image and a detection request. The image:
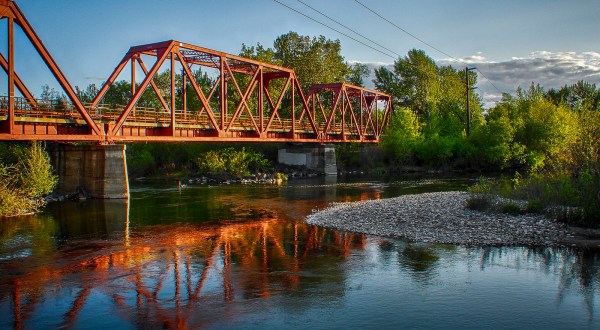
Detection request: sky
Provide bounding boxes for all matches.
[2,0,600,107]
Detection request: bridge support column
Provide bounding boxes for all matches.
[53,144,129,199]
[277,144,337,175]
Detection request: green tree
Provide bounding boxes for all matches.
[273,32,351,89]
[547,80,600,112]
[374,49,483,136]
[381,108,420,163]
[346,63,370,87]
[375,49,441,120]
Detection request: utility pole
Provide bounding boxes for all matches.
[465,67,476,136]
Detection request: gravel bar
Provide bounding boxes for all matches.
[305,191,573,247]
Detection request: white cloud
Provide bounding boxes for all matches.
[358,51,600,108]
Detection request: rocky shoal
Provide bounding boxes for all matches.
[305,191,576,247]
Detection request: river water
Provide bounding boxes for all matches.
[0,176,598,329]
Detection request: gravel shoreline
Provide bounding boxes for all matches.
[305,191,578,247]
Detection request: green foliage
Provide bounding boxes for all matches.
[242,32,353,90]
[375,49,485,169]
[547,80,600,112]
[273,32,350,90]
[346,63,370,87]
[335,143,361,170]
[374,49,483,129]
[413,135,455,166]
[500,202,523,215]
[0,142,57,218]
[469,173,600,227]
[465,195,492,211]
[17,142,57,198]
[482,84,582,173]
[381,108,420,164]
[196,147,271,179]
[526,199,545,213]
[126,144,156,178]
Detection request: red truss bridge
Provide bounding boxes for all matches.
[0,0,392,144]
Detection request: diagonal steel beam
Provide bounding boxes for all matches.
[224,61,260,133]
[176,52,220,131]
[264,77,291,132]
[137,57,171,113]
[111,42,174,135]
[7,1,102,136]
[0,53,37,109]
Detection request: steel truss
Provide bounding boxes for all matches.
[0,0,102,140]
[0,1,392,143]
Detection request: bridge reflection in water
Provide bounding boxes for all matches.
[1,198,366,329]
[1,182,598,329]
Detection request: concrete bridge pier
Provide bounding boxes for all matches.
[277,144,337,175]
[53,144,129,199]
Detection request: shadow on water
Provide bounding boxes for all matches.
[0,175,598,328]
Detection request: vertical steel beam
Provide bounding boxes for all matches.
[170,53,176,135]
[360,90,364,137]
[137,57,171,113]
[258,67,263,133]
[7,16,14,134]
[131,56,136,116]
[182,72,186,118]
[9,1,101,136]
[375,95,379,136]
[220,57,226,131]
[341,89,345,140]
[111,43,173,135]
[176,52,219,130]
[291,78,295,139]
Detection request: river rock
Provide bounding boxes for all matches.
[305,191,572,247]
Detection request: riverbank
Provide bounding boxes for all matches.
[306,191,600,248]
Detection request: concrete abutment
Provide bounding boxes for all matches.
[277,144,337,175]
[53,144,129,199]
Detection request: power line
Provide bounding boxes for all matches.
[353,0,506,96]
[272,0,396,60]
[295,0,401,58]
[475,68,505,96]
[353,0,455,60]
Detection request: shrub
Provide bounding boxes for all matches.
[525,199,545,213]
[196,147,271,179]
[466,195,492,211]
[0,142,57,218]
[500,202,523,215]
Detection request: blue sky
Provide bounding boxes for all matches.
[3,0,600,106]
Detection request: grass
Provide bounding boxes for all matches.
[467,173,600,228]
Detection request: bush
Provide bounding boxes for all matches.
[525,199,545,213]
[196,147,271,179]
[466,195,492,211]
[0,142,57,217]
[500,202,523,215]
[126,144,156,177]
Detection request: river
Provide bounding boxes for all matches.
[0,175,598,329]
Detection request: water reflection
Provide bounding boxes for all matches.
[0,179,598,328]
[0,208,366,328]
[478,245,600,323]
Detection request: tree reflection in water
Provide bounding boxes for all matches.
[478,246,599,323]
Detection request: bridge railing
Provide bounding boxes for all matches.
[1,95,375,139]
